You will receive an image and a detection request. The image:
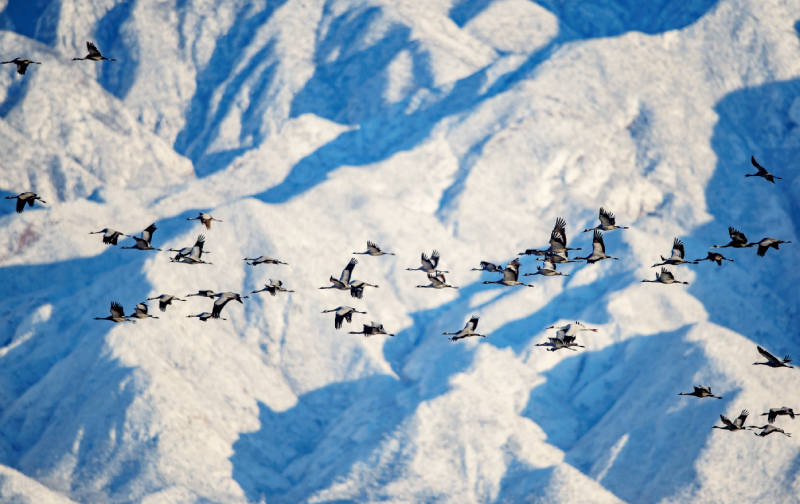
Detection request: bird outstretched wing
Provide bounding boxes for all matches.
[660,268,675,282]
[751,156,768,175]
[599,208,615,227]
[110,302,125,319]
[87,42,102,57]
[430,250,441,269]
[734,410,749,428]
[757,346,782,365]
[142,223,157,244]
[465,316,479,331]
[340,258,357,283]
[592,230,605,255]
[671,238,686,260]
[729,227,748,245]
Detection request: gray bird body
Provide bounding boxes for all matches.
[444,316,485,342]
[90,228,128,246]
[322,306,366,329]
[483,259,532,287]
[73,42,115,61]
[349,321,394,337]
[6,192,46,213]
[713,410,750,431]
[354,241,394,256]
[583,207,629,232]
[252,279,294,297]
[679,385,722,399]
[94,302,135,323]
[147,294,186,312]
[2,58,41,75]
[642,267,688,285]
[652,238,698,267]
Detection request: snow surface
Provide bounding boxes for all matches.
[1,0,800,502]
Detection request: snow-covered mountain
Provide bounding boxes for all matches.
[1,0,800,502]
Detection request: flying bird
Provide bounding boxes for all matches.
[694,252,733,266]
[417,273,459,289]
[746,156,781,183]
[94,302,135,323]
[713,410,750,432]
[583,207,629,233]
[407,250,448,274]
[353,241,394,256]
[186,290,217,298]
[171,235,211,264]
[575,230,618,263]
[244,256,288,266]
[146,294,186,312]
[750,424,791,438]
[641,267,688,285]
[187,213,221,230]
[5,192,46,213]
[89,228,128,246]
[349,280,378,299]
[251,279,294,297]
[747,237,792,258]
[483,259,533,287]
[121,223,161,251]
[187,312,223,322]
[73,41,115,61]
[545,322,598,338]
[321,258,358,290]
[711,227,753,249]
[652,238,697,267]
[678,385,722,399]
[524,258,569,277]
[321,306,366,330]
[211,292,247,319]
[443,316,485,342]
[535,251,578,264]
[753,346,794,369]
[130,303,158,320]
[535,335,584,352]
[472,261,505,273]
[349,322,394,337]
[761,407,795,424]
[2,58,40,75]
[519,217,580,256]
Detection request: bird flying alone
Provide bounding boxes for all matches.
[6,192,46,213]
[444,316,485,342]
[322,306,366,330]
[73,42,115,61]
[90,228,129,246]
[2,58,40,75]
[747,156,781,183]
[678,385,722,399]
[753,346,794,369]
[353,241,394,256]
[187,213,221,230]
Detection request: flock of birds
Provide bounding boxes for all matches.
[3,43,796,441]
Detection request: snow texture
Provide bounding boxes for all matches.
[1,0,800,502]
